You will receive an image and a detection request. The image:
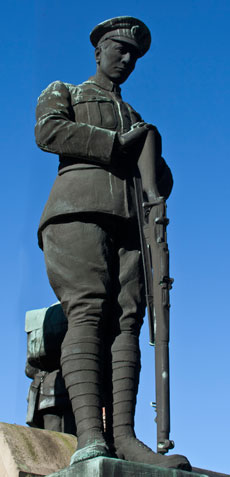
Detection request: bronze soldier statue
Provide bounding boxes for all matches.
[35,16,191,470]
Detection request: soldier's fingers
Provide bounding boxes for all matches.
[144,123,157,131]
[131,121,147,129]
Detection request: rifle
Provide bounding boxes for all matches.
[134,129,174,455]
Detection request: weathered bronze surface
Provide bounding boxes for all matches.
[47,456,207,477]
[35,16,190,470]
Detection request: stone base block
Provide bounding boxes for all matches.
[47,456,207,477]
[0,423,228,477]
[0,422,77,477]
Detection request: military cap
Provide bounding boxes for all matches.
[90,16,151,58]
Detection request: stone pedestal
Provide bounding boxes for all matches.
[47,456,206,477]
[0,422,77,476]
[0,423,229,477]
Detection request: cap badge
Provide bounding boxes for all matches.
[131,25,140,39]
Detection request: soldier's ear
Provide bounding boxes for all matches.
[95,46,101,64]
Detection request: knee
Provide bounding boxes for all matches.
[119,314,144,337]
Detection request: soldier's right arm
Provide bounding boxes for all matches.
[118,124,173,199]
[35,81,117,167]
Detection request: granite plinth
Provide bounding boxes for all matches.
[0,422,77,477]
[0,423,229,477]
[47,456,207,477]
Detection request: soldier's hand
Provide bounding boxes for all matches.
[131,121,157,132]
[117,122,157,151]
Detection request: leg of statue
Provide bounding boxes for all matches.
[101,348,113,449]
[112,242,191,471]
[61,331,110,463]
[42,220,114,464]
[62,408,77,435]
[43,412,62,432]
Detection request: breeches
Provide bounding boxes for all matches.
[42,215,145,344]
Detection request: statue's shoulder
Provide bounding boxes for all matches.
[36,80,97,115]
[38,80,82,100]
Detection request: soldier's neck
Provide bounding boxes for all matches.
[88,70,121,94]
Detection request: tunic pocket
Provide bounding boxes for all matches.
[72,96,117,130]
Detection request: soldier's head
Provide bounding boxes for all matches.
[90,16,151,85]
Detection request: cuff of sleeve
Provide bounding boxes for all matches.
[87,127,117,165]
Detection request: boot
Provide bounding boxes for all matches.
[111,334,191,470]
[61,336,111,464]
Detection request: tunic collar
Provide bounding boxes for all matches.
[86,71,121,94]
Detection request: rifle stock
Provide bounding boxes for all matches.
[134,130,174,454]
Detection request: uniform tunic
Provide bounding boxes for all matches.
[36,72,172,246]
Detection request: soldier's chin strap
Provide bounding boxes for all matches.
[134,129,174,454]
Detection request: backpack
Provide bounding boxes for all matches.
[25,303,68,371]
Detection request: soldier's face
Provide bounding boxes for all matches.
[96,39,138,84]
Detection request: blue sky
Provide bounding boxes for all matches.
[1,1,230,474]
